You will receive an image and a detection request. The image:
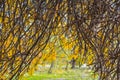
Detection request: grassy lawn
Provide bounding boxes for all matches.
[22,68,98,80]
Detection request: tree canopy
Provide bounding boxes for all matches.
[0,0,120,80]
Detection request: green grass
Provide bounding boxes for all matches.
[22,69,98,80]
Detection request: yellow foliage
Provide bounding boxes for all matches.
[51,52,56,61]
[81,49,84,54]
[68,43,74,49]
[13,37,18,43]
[60,53,66,58]
[64,44,68,50]
[75,47,79,54]
[0,17,2,22]
[73,54,78,59]
[106,61,110,67]
[88,59,93,65]
[8,49,13,57]
[28,67,35,75]
[97,31,102,37]
[69,54,78,60]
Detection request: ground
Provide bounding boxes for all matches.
[22,67,98,80]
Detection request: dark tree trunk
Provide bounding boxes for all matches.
[48,61,54,73]
[71,58,76,69]
[79,60,81,68]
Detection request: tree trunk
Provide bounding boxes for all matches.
[65,61,69,70]
[79,60,81,68]
[48,61,54,73]
[71,58,76,69]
